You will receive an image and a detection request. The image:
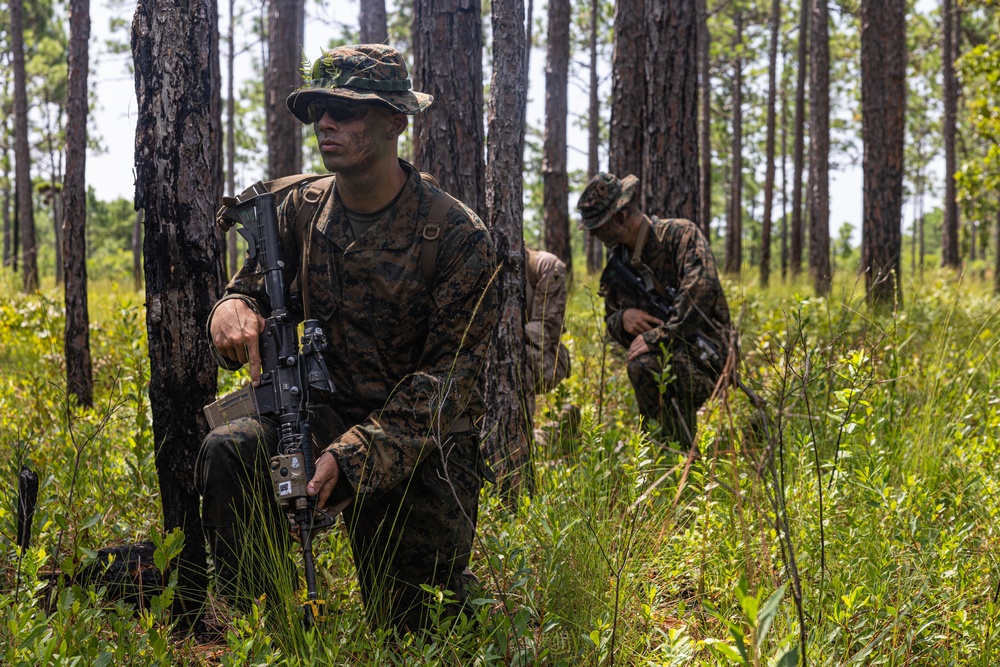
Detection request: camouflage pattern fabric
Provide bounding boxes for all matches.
[287,44,433,122]
[202,162,498,628]
[600,216,733,447]
[576,172,639,230]
[524,248,570,395]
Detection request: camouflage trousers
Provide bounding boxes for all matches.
[627,340,720,449]
[195,408,483,631]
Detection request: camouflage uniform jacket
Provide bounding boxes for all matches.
[213,162,499,496]
[525,248,570,393]
[602,216,731,353]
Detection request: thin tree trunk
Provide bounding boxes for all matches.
[542,0,571,269]
[585,0,603,274]
[525,0,534,75]
[412,0,486,216]
[359,0,389,44]
[724,10,743,275]
[11,0,38,293]
[781,53,789,281]
[861,0,905,307]
[791,0,809,278]
[609,0,645,183]
[132,0,224,628]
[941,0,960,268]
[52,189,64,286]
[65,0,94,407]
[808,0,830,295]
[698,0,711,238]
[643,0,698,221]
[227,0,238,278]
[761,0,781,288]
[484,0,531,501]
[265,0,304,179]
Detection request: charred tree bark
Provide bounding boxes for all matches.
[609,0,645,184]
[585,0,603,274]
[643,0,698,221]
[808,0,830,295]
[724,10,743,275]
[64,0,94,407]
[265,0,304,179]
[359,0,389,44]
[132,0,224,629]
[484,0,531,501]
[791,0,809,278]
[413,0,486,217]
[543,0,571,269]
[941,0,960,268]
[698,0,711,238]
[761,0,781,288]
[132,209,144,292]
[11,0,38,293]
[861,0,905,307]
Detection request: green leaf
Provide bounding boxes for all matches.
[773,644,799,667]
[703,638,745,664]
[756,584,786,648]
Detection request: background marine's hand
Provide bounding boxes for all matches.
[622,307,663,336]
[209,299,266,384]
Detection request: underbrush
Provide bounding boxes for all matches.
[1,268,999,665]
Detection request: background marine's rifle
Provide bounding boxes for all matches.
[220,184,336,629]
[601,253,723,370]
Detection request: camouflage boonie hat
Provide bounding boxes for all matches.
[286,44,433,123]
[577,172,639,230]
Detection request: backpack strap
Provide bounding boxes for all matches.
[419,175,457,292]
[294,176,336,320]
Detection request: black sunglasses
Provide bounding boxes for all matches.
[306,100,371,124]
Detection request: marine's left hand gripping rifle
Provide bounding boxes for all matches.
[220,184,336,629]
[601,253,723,370]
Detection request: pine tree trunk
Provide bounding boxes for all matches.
[724,10,743,275]
[585,0,603,274]
[132,0,224,628]
[543,0,571,271]
[698,0,711,238]
[412,0,486,217]
[761,0,781,288]
[808,0,831,294]
[227,0,238,278]
[642,0,698,221]
[791,0,809,278]
[64,0,94,407]
[359,0,389,44]
[265,0,303,179]
[484,0,532,501]
[781,51,789,280]
[860,0,905,307]
[11,0,38,293]
[609,0,645,183]
[941,0,960,268]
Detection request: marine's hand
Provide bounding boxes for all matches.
[622,308,664,336]
[628,334,651,361]
[308,450,340,509]
[210,299,266,384]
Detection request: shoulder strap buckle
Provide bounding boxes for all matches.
[422,224,441,241]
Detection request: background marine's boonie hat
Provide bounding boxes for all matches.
[286,44,433,123]
[577,172,639,230]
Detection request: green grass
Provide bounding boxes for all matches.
[2,264,1000,665]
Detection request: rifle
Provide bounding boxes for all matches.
[601,252,724,371]
[220,184,336,629]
